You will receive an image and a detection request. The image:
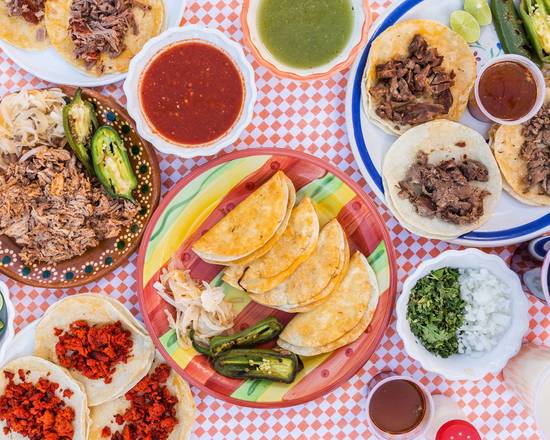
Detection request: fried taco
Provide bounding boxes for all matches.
[0,0,49,50]
[382,120,502,240]
[34,294,155,407]
[491,84,550,206]
[249,219,349,313]
[278,252,379,357]
[363,19,476,136]
[223,197,319,294]
[45,0,165,76]
[0,356,89,439]
[193,171,296,266]
[89,355,195,440]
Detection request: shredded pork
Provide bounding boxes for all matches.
[521,104,550,195]
[6,0,45,24]
[369,35,456,127]
[68,0,147,71]
[398,151,490,225]
[0,146,138,264]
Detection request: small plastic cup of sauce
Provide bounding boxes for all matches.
[366,373,434,439]
[468,54,545,125]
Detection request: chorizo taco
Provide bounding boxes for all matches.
[362,19,477,136]
[34,294,155,407]
[45,0,165,76]
[0,356,89,439]
[89,356,196,440]
[491,83,550,206]
[0,0,49,50]
[382,120,502,240]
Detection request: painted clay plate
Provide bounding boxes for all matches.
[0,86,161,288]
[137,148,397,408]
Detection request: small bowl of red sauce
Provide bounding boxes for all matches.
[468,54,545,125]
[124,26,257,158]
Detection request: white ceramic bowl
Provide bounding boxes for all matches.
[396,249,530,381]
[0,281,15,365]
[124,26,257,158]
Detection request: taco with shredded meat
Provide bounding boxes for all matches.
[45,0,164,75]
[0,0,49,49]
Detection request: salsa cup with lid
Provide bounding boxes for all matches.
[241,0,371,81]
[468,54,546,125]
[124,26,257,158]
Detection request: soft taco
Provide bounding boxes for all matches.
[491,83,550,206]
[362,19,476,136]
[278,252,379,357]
[193,171,296,266]
[223,197,319,293]
[249,219,349,313]
[0,356,89,439]
[382,120,502,240]
[89,355,195,440]
[45,0,165,76]
[0,0,49,50]
[34,294,155,406]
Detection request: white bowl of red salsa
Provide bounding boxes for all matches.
[124,26,257,158]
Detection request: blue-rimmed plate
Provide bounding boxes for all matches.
[345,0,550,247]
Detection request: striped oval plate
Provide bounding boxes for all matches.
[137,148,397,407]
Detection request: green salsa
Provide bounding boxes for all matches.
[257,0,354,69]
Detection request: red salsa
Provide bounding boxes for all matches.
[477,61,538,121]
[139,41,244,146]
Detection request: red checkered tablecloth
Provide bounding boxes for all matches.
[2,1,550,439]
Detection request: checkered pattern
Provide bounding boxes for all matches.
[1,1,549,439]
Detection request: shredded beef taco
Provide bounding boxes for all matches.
[0,0,49,49]
[0,356,89,439]
[362,19,476,136]
[34,294,155,407]
[45,0,165,76]
[491,84,550,206]
[382,120,502,240]
[89,356,195,440]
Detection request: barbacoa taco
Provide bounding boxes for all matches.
[362,19,477,136]
[0,0,49,50]
[34,293,155,407]
[89,356,196,440]
[491,83,550,206]
[0,356,89,439]
[382,120,502,240]
[45,0,165,76]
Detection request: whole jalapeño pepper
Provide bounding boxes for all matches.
[62,88,98,173]
[90,126,138,203]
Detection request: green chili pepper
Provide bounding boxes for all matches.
[190,317,284,357]
[491,0,542,65]
[519,0,550,64]
[213,348,303,383]
[91,126,137,203]
[62,88,98,173]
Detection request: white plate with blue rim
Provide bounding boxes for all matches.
[0,0,185,87]
[345,0,550,247]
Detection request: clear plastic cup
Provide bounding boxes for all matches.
[468,54,546,125]
[366,373,434,439]
[503,344,550,439]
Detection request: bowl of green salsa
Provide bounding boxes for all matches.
[242,0,371,80]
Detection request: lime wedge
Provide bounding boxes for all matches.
[464,0,492,26]
[450,10,481,43]
[0,294,4,311]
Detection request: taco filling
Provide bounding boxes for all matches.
[520,104,550,195]
[0,369,75,439]
[55,320,134,384]
[68,0,150,71]
[7,0,44,25]
[369,35,456,126]
[100,363,179,440]
[398,151,490,224]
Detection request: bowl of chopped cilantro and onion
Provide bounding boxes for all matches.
[396,249,530,381]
